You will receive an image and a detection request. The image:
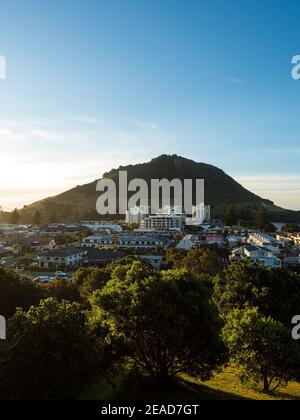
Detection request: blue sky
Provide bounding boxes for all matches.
[0,0,300,210]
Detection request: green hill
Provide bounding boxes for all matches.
[18,154,300,223]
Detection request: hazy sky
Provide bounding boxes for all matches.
[0,0,300,210]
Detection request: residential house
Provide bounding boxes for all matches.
[82,235,170,249]
[37,248,87,269]
[231,244,281,268]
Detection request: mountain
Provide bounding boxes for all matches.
[18,155,300,223]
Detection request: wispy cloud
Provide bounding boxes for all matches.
[234,174,300,211]
[0,115,172,209]
[69,115,102,125]
[267,148,300,154]
[218,75,244,84]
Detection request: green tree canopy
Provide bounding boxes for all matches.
[91,268,226,382]
[0,268,45,318]
[174,248,223,276]
[213,260,300,327]
[0,298,103,400]
[43,278,86,304]
[223,308,300,392]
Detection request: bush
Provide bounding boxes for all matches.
[0,298,105,400]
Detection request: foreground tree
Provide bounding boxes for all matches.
[0,268,45,318]
[0,298,102,400]
[175,248,223,276]
[213,260,300,326]
[43,278,85,304]
[92,269,226,382]
[72,267,93,286]
[223,308,300,393]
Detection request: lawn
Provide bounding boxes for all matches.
[80,366,300,401]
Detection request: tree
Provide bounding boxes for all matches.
[175,248,223,276]
[213,260,300,327]
[0,298,103,400]
[92,269,226,382]
[282,223,300,233]
[73,267,93,286]
[43,278,85,304]
[10,208,20,225]
[224,205,238,226]
[223,308,300,392]
[32,209,42,226]
[0,268,45,318]
[162,248,187,270]
[264,223,277,233]
[81,268,111,294]
[255,207,269,231]
[50,211,58,223]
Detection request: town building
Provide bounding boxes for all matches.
[230,244,281,268]
[80,221,123,233]
[125,206,149,224]
[37,248,87,269]
[248,232,284,255]
[191,203,211,224]
[140,214,184,232]
[82,235,170,249]
[289,233,300,247]
[83,248,126,267]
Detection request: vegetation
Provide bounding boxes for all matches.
[223,308,300,392]
[1,255,300,400]
[9,208,20,224]
[91,267,226,381]
[0,298,102,400]
[213,260,300,326]
[173,248,223,276]
[224,205,238,226]
[32,209,42,226]
[255,207,269,230]
[0,268,45,318]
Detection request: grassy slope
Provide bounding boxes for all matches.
[80,366,300,401]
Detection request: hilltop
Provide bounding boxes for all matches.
[16,155,300,223]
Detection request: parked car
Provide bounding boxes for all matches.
[33,276,53,283]
[54,271,68,277]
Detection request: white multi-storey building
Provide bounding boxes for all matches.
[185,203,211,226]
[140,214,184,232]
[248,233,284,255]
[192,203,211,224]
[125,206,149,224]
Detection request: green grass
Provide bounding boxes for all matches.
[80,366,300,401]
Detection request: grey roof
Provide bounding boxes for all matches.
[39,248,86,258]
[85,235,169,243]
